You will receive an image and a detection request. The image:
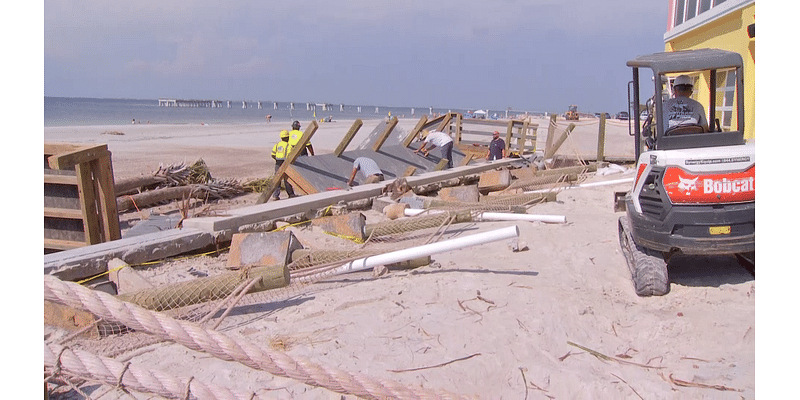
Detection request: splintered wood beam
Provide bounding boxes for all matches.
[545,114,557,156]
[372,116,399,152]
[544,123,576,159]
[258,120,319,203]
[334,119,363,157]
[402,115,429,147]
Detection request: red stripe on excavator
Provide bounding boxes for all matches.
[663,165,755,204]
[635,163,648,187]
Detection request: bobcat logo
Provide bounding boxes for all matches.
[677,176,699,194]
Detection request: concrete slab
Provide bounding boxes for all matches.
[227,231,304,268]
[44,228,216,281]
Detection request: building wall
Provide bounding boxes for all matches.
[664,0,755,140]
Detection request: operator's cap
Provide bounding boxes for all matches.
[673,75,693,88]
[280,129,289,138]
[493,130,500,136]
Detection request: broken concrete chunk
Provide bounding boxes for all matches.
[227,231,304,268]
[478,169,511,194]
[311,213,367,242]
[438,185,480,203]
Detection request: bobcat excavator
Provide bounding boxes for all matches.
[615,48,755,296]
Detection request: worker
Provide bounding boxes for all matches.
[287,120,314,156]
[486,130,506,161]
[413,130,454,169]
[663,75,709,132]
[347,157,384,187]
[270,130,297,200]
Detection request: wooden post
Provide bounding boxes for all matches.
[597,114,607,162]
[258,120,319,203]
[402,115,429,147]
[333,119,363,157]
[544,123,576,159]
[455,113,463,144]
[545,114,557,157]
[372,116,398,152]
[504,120,514,154]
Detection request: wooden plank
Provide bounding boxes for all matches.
[44,173,78,185]
[460,119,526,127]
[504,120,514,154]
[333,119,363,157]
[518,120,529,154]
[45,238,85,251]
[44,207,84,219]
[435,113,454,132]
[597,114,607,162]
[455,113,463,144]
[258,120,319,203]
[93,155,121,242]
[402,115,429,147]
[459,153,476,167]
[434,158,449,171]
[44,143,84,157]
[75,162,101,245]
[402,166,417,177]
[372,116,399,152]
[47,144,109,170]
[545,114,557,157]
[285,165,319,195]
[544,123,576,159]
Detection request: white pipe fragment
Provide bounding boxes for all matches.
[332,225,519,275]
[477,212,566,224]
[403,208,566,224]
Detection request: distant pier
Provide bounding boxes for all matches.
[158,98,224,108]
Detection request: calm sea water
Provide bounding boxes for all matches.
[44,97,530,127]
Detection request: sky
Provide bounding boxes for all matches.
[42,0,668,114]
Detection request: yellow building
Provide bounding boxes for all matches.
[664,0,755,139]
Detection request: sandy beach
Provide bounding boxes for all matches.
[43,117,755,399]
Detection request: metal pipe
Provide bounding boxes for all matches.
[331,225,519,275]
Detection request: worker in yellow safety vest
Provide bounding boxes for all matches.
[287,120,314,156]
[270,130,297,200]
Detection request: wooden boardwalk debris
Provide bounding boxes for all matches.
[45,143,121,252]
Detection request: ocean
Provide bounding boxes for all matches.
[44,97,530,127]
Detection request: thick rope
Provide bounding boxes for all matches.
[45,343,259,400]
[44,275,472,400]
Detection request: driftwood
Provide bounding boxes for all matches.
[114,175,167,196]
[116,185,208,212]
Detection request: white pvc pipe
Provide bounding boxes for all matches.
[478,212,566,224]
[331,225,519,275]
[403,208,566,224]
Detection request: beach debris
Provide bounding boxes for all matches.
[227,231,304,269]
[388,353,481,373]
[667,374,743,392]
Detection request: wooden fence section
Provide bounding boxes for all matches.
[446,118,539,157]
[45,143,121,253]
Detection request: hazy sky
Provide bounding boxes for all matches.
[44,0,668,114]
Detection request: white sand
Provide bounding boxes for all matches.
[44,118,755,399]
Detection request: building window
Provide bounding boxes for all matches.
[674,0,728,26]
[715,69,736,131]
